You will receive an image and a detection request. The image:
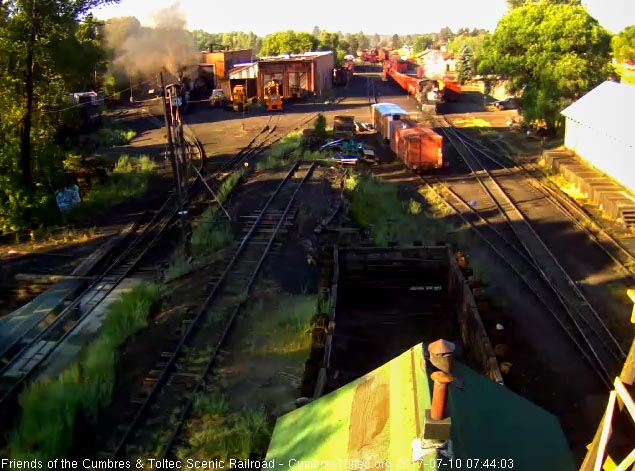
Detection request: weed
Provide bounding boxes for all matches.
[217,168,246,203]
[250,296,316,355]
[10,283,160,460]
[176,393,270,461]
[62,153,83,172]
[66,155,157,222]
[256,132,305,171]
[344,172,447,245]
[190,207,233,257]
[164,247,192,282]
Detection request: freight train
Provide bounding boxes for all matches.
[370,103,444,171]
[382,58,461,113]
[390,119,444,172]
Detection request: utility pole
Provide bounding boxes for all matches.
[159,71,184,215]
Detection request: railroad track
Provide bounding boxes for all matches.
[0,93,346,434]
[97,161,316,460]
[450,126,635,279]
[427,119,625,387]
[0,114,274,423]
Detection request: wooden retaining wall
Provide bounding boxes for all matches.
[447,247,504,385]
[313,245,503,399]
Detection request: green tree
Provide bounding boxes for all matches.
[456,44,474,83]
[413,34,434,54]
[507,0,581,8]
[372,33,380,46]
[391,34,402,49]
[447,32,488,73]
[318,31,339,51]
[313,113,327,142]
[356,31,368,51]
[0,0,116,232]
[479,2,612,132]
[612,25,635,62]
[260,30,317,55]
[312,25,321,38]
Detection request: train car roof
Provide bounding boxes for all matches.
[371,102,409,116]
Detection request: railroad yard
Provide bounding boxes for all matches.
[1,68,634,468]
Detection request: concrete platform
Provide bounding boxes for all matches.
[0,278,85,352]
[542,150,635,227]
[33,277,143,380]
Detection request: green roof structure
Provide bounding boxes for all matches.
[265,342,575,471]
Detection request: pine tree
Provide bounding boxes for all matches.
[456,45,474,84]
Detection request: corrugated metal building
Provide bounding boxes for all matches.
[227,62,258,100]
[257,51,334,99]
[561,81,635,192]
[200,49,253,81]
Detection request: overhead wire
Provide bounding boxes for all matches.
[42,76,159,113]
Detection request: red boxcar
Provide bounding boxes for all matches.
[391,120,443,172]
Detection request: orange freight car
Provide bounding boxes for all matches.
[391,120,444,172]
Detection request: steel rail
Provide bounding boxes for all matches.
[443,123,626,360]
[0,114,279,416]
[109,161,308,458]
[437,123,623,383]
[453,127,635,279]
[418,174,611,386]
[0,196,177,409]
[160,162,318,459]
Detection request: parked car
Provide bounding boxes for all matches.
[493,97,518,110]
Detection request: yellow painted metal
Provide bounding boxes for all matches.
[627,288,635,323]
[265,344,435,469]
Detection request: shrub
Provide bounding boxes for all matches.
[10,283,160,460]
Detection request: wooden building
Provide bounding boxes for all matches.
[257,51,334,99]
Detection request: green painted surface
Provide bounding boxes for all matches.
[266,344,436,470]
[443,362,575,471]
[267,343,574,471]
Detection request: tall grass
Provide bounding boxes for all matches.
[217,168,246,203]
[250,296,317,355]
[344,172,447,245]
[10,283,160,461]
[190,207,233,257]
[97,121,137,147]
[257,131,307,171]
[71,155,157,219]
[176,390,271,461]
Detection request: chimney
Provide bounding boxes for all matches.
[430,371,453,420]
[422,339,455,441]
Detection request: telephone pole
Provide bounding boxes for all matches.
[159,71,184,215]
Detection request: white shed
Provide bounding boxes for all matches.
[560,81,635,192]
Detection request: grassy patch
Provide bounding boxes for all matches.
[249,296,316,355]
[67,155,157,220]
[217,168,246,203]
[176,388,271,461]
[257,131,329,171]
[9,283,160,461]
[96,119,137,147]
[344,172,447,245]
[190,207,233,257]
[164,246,192,283]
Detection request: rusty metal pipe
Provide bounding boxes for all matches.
[430,371,453,420]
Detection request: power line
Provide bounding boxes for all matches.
[42,77,157,114]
